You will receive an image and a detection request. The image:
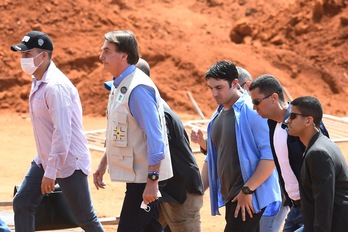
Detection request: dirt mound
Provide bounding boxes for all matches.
[0,0,347,117]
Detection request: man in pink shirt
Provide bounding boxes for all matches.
[11,30,104,232]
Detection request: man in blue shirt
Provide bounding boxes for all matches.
[199,60,281,232]
[103,58,204,231]
[191,66,288,232]
[93,30,173,232]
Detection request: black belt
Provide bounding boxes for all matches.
[291,199,301,207]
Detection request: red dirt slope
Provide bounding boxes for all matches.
[0,0,347,117]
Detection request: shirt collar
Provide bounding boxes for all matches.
[281,104,291,129]
[31,61,54,84]
[113,65,136,88]
[233,91,249,110]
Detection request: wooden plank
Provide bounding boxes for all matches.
[186,91,205,120]
[99,216,119,225]
[0,202,12,207]
[85,115,348,154]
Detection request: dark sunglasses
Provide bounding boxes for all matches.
[289,112,309,120]
[252,92,274,106]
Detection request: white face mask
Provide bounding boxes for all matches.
[20,52,44,75]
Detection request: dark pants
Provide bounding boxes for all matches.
[13,161,104,232]
[117,183,162,232]
[224,201,265,232]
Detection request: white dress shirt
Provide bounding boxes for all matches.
[274,123,300,200]
[30,62,91,179]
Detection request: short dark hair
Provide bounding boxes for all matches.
[104,30,139,65]
[249,74,285,102]
[38,48,53,59]
[291,96,323,128]
[205,60,238,87]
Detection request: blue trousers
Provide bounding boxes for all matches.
[260,201,289,232]
[0,218,11,232]
[117,183,162,232]
[283,206,304,232]
[13,161,104,232]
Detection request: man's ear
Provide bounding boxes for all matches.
[233,79,239,88]
[41,51,49,61]
[245,81,251,89]
[306,116,314,127]
[273,92,280,101]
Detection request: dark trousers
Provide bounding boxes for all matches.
[224,200,265,232]
[13,161,104,232]
[117,183,162,232]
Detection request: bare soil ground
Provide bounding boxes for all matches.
[1,0,347,230]
[1,112,348,231]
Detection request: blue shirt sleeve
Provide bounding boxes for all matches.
[247,109,274,160]
[129,85,165,166]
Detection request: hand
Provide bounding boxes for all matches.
[231,191,255,221]
[41,176,56,194]
[190,127,204,145]
[142,180,159,205]
[93,161,107,190]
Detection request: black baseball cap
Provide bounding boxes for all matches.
[11,31,54,52]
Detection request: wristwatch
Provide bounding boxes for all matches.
[148,171,159,181]
[241,186,255,195]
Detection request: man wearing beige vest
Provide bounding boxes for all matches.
[93,30,173,232]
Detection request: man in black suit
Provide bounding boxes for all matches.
[286,96,348,232]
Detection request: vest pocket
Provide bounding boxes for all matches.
[108,147,136,182]
[111,112,128,147]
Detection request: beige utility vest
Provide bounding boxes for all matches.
[105,69,173,183]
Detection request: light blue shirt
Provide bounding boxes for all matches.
[206,92,281,216]
[113,65,164,165]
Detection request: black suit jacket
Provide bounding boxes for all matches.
[300,132,348,232]
[268,107,329,207]
[159,105,204,203]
